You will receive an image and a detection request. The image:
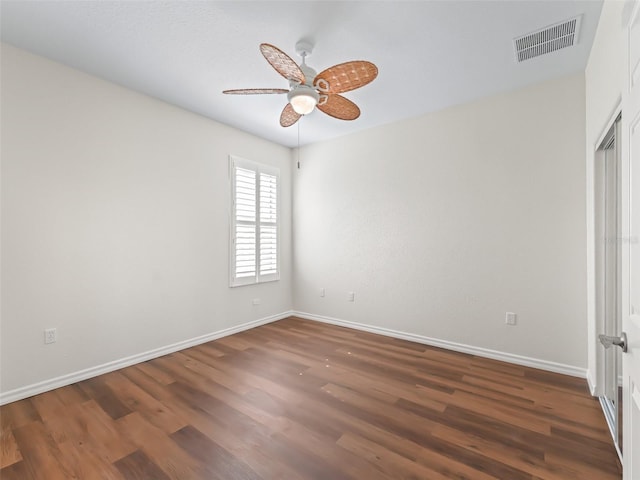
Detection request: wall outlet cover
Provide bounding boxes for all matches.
[44,328,57,344]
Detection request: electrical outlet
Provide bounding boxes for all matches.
[252,298,261,306]
[44,328,57,344]
[348,291,355,302]
[505,312,517,326]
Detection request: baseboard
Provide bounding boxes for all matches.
[587,369,597,396]
[293,311,587,379]
[0,311,293,406]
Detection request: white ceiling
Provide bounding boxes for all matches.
[0,1,603,148]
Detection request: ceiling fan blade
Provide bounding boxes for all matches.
[314,61,378,94]
[223,88,288,95]
[280,103,301,127]
[260,43,305,84]
[317,94,361,121]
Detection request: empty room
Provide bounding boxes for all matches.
[1,1,640,479]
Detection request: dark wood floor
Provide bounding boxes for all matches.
[1,317,621,479]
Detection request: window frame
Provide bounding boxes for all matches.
[229,155,280,287]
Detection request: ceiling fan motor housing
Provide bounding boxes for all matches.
[299,64,317,86]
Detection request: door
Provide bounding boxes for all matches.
[621,2,640,478]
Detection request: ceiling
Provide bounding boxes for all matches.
[0,1,603,148]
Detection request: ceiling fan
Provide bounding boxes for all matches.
[223,41,378,127]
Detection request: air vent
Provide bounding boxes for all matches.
[513,16,582,62]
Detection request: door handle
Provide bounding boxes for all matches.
[599,332,628,353]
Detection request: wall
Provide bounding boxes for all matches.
[0,43,293,400]
[1,37,600,402]
[584,0,626,393]
[293,73,587,371]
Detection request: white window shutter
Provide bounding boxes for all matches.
[259,172,278,277]
[230,156,279,286]
[234,167,257,280]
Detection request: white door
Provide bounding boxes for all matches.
[622,2,640,478]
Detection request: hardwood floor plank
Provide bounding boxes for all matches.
[78,375,133,420]
[320,382,440,437]
[11,421,75,479]
[170,425,262,480]
[431,423,581,480]
[0,399,40,431]
[0,460,34,480]
[117,412,206,480]
[135,361,176,386]
[398,399,547,460]
[103,371,186,434]
[226,384,394,480]
[52,384,91,407]
[167,380,354,480]
[114,450,171,480]
[545,452,622,480]
[161,389,310,480]
[0,317,621,479]
[29,389,67,421]
[0,427,22,469]
[174,350,253,395]
[337,431,490,480]
[45,399,138,464]
[450,389,552,434]
[119,365,179,404]
[306,363,403,406]
[56,437,125,480]
[265,430,354,480]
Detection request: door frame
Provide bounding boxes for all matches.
[592,108,624,461]
[590,104,623,401]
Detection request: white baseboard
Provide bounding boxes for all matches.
[587,369,597,395]
[0,311,292,406]
[293,311,587,379]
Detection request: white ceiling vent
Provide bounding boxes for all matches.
[513,16,582,63]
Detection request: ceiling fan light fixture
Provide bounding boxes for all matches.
[288,86,319,115]
[224,42,378,127]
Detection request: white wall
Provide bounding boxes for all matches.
[0,43,293,398]
[293,73,587,370]
[584,0,626,393]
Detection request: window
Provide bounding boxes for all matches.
[230,155,280,286]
